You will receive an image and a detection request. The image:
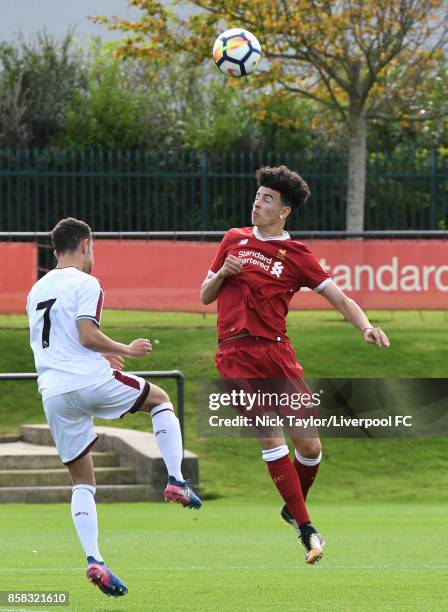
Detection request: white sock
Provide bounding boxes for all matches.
[150,402,184,481]
[262,444,289,462]
[294,449,322,466]
[71,484,103,562]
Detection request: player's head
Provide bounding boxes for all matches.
[52,217,94,273]
[252,165,311,228]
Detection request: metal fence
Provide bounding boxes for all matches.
[2,230,447,282]
[0,148,447,231]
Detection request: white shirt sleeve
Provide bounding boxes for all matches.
[314,278,333,293]
[76,276,104,326]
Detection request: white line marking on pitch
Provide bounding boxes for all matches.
[0,565,447,573]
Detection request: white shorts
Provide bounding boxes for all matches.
[43,371,150,465]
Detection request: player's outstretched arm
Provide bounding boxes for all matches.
[320,283,390,348]
[200,255,243,305]
[78,319,152,357]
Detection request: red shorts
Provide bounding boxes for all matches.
[215,336,317,424]
[215,335,304,379]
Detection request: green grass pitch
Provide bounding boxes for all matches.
[1,501,447,612]
[0,311,447,610]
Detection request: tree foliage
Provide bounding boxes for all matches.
[97,0,448,124]
[0,30,323,151]
[0,30,85,147]
[96,0,448,230]
[63,40,259,150]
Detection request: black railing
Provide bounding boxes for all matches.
[0,370,186,446]
[1,148,447,232]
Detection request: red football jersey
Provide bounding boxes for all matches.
[208,226,332,341]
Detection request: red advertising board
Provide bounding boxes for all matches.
[93,239,448,311]
[293,240,448,310]
[2,240,446,313]
[0,243,37,314]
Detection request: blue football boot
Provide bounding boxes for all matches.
[164,476,202,509]
[87,557,128,597]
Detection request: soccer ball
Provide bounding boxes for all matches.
[213,28,262,77]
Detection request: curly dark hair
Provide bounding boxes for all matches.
[52,217,92,254]
[255,165,311,209]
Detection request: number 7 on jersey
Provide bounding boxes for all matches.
[36,299,57,348]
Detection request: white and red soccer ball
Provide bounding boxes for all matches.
[213,28,262,77]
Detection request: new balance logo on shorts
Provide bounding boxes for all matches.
[75,512,89,516]
[270,261,284,278]
[155,429,167,436]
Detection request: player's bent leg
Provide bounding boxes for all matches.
[138,384,202,509]
[258,435,325,564]
[137,382,171,413]
[281,431,324,561]
[259,436,309,527]
[289,433,322,501]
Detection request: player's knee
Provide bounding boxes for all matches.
[151,388,170,406]
[297,439,321,459]
[143,385,170,411]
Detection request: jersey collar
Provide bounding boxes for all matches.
[252,226,290,241]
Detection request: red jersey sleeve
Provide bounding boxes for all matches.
[207,230,236,278]
[296,244,332,292]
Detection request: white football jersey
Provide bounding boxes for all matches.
[27,266,112,401]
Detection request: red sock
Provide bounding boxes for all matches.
[266,454,309,526]
[293,455,320,501]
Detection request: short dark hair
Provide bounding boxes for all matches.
[52,218,92,254]
[255,165,311,209]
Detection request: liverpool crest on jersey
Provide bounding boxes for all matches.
[277,249,287,261]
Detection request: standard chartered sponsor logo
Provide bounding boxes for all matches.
[317,257,448,292]
[238,250,273,272]
[237,251,285,279]
[239,250,272,263]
